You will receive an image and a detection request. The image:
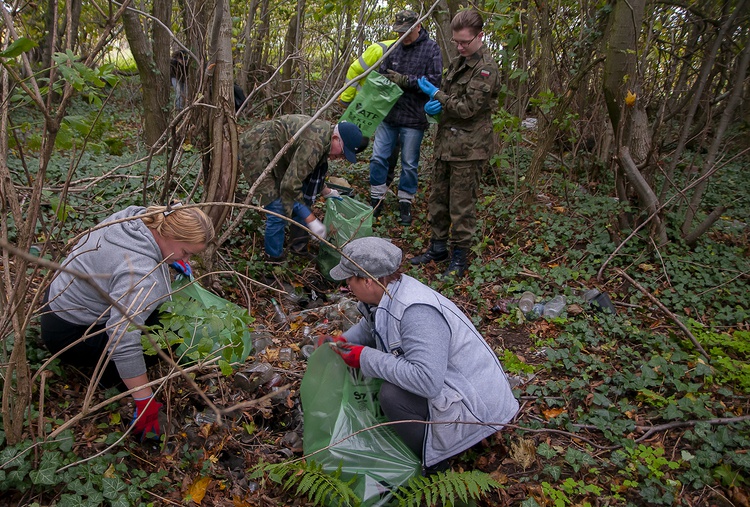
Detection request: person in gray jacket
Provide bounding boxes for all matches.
[323,236,518,473]
[41,204,214,439]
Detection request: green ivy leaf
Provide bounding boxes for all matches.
[29,464,57,485]
[102,477,126,499]
[0,37,36,58]
[219,359,233,376]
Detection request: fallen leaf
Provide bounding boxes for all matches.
[542,407,565,420]
[509,438,537,470]
[103,463,116,479]
[625,90,637,107]
[729,486,750,507]
[188,476,211,505]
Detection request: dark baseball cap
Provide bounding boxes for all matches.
[329,237,403,280]
[337,121,364,163]
[392,10,419,33]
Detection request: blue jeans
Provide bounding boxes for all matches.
[264,200,311,257]
[369,122,424,200]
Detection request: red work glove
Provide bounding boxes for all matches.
[316,334,346,348]
[334,343,364,369]
[131,395,163,441]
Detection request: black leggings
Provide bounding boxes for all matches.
[40,301,159,388]
[379,381,429,459]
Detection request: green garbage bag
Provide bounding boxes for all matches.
[340,71,403,137]
[318,196,373,281]
[156,276,253,367]
[301,345,421,506]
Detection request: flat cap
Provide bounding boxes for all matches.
[329,237,402,280]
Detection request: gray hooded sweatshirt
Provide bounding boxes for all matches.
[48,206,172,379]
[344,275,519,466]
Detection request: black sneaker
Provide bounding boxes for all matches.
[398,201,412,226]
[423,459,451,476]
[265,253,285,264]
[370,198,384,219]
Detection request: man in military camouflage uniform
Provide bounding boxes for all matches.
[411,10,501,277]
[240,115,363,261]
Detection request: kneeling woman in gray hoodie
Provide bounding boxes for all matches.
[323,236,518,474]
[41,204,214,439]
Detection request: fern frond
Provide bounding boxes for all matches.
[393,469,502,507]
[249,459,360,507]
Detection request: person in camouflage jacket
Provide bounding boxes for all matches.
[240,115,363,260]
[411,10,501,277]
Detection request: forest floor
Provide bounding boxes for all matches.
[7,94,750,506]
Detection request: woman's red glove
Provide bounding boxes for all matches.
[334,343,364,368]
[316,334,346,348]
[131,395,163,440]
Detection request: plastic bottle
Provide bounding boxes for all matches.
[300,344,315,359]
[271,298,289,329]
[517,291,536,313]
[194,410,217,426]
[278,347,294,362]
[234,362,274,393]
[529,303,545,318]
[542,295,567,317]
[250,325,273,353]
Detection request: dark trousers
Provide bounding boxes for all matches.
[40,302,159,388]
[379,381,429,458]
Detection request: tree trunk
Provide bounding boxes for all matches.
[601,0,667,243]
[239,0,259,91]
[682,25,750,242]
[64,0,83,53]
[122,1,172,148]
[432,0,460,64]
[257,0,271,69]
[658,1,741,203]
[203,0,238,231]
[281,9,301,113]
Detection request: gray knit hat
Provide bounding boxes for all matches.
[329,237,403,280]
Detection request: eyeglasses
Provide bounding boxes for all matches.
[450,33,480,48]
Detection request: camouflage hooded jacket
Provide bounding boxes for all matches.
[240,114,332,215]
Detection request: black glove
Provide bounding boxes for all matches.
[385,70,409,89]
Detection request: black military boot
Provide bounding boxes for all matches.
[443,248,467,278]
[410,240,449,265]
[398,201,412,226]
[371,197,384,219]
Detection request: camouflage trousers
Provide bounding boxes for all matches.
[427,159,483,249]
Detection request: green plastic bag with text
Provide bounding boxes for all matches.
[317,196,373,281]
[340,71,403,137]
[301,345,421,506]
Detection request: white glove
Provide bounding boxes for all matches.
[323,188,342,199]
[307,218,327,240]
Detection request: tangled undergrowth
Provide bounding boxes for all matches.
[3,110,749,506]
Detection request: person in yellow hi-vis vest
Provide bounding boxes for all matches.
[340,39,401,202]
[339,39,397,106]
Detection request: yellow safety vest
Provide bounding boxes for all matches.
[340,40,397,104]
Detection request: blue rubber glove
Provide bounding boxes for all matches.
[418,77,439,99]
[170,260,192,278]
[425,99,443,116]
